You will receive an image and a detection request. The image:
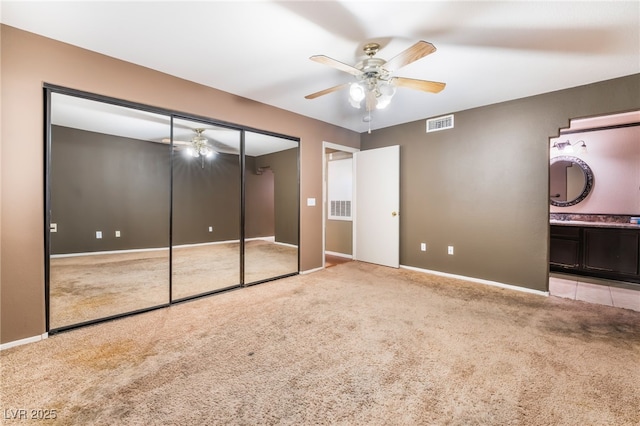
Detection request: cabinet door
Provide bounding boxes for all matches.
[583,229,639,275]
[550,238,580,268]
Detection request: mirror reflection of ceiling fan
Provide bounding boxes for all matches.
[164,128,214,158]
[161,128,239,167]
[305,40,445,114]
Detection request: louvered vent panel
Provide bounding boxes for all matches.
[426,114,454,133]
[330,200,351,218]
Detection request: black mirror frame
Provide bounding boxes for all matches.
[550,155,594,207]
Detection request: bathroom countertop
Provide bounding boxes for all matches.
[550,220,640,229]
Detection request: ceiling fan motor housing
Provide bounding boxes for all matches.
[357,58,390,82]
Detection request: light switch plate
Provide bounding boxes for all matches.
[115,230,121,237]
[50,223,57,233]
[420,243,426,251]
[96,231,103,239]
[448,246,454,255]
[307,198,316,207]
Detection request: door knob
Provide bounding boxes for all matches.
[392,211,398,217]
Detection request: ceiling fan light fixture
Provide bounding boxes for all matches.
[376,96,392,110]
[349,82,366,103]
[349,97,362,109]
[378,81,396,97]
[376,81,396,109]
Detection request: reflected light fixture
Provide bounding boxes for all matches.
[552,140,587,154]
[185,128,215,168]
[187,129,214,158]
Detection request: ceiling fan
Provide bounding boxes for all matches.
[305,41,446,113]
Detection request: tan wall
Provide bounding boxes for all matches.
[0,25,359,344]
[326,220,352,255]
[361,74,640,292]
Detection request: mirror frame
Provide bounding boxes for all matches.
[550,155,594,207]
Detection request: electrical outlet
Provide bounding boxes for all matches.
[115,230,121,237]
[448,245,454,255]
[208,226,213,232]
[96,231,102,239]
[420,243,427,251]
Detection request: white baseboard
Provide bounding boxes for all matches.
[0,333,48,351]
[51,246,169,258]
[301,266,324,275]
[51,237,285,258]
[400,265,549,297]
[274,241,298,249]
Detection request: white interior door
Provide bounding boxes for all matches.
[353,145,400,268]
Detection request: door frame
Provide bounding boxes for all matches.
[322,141,359,268]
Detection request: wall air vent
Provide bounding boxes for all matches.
[330,200,351,219]
[426,114,454,133]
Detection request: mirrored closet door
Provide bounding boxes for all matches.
[244,131,299,284]
[47,88,300,332]
[48,93,172,329]
[171,118,242,300]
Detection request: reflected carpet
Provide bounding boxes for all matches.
[49,240,297,329]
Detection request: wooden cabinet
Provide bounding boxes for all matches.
[583,228,640,275]
[550,224,640,284]
[550,226,581,268]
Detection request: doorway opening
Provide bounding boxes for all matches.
[322,142,359,268]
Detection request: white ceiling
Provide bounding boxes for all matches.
[2,1,639,133]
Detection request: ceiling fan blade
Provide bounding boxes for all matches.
[161,138,191,145]
[391,77,446,93]
[310,55,361,76]
[383,41,436,73]
[305,83,350,99]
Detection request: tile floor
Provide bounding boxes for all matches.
[549,274,640,312]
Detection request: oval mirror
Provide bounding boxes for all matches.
[550,155,594,207]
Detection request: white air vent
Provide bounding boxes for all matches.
[426,114,454,133]
[330,200,351,218]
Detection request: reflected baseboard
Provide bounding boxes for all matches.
[50,236,299,258]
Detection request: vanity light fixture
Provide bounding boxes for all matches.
[552,140,587,154]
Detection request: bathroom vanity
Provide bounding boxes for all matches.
[550,221,640,284]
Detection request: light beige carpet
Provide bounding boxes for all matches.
[3,261,639,425]
[50,240,298,329]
